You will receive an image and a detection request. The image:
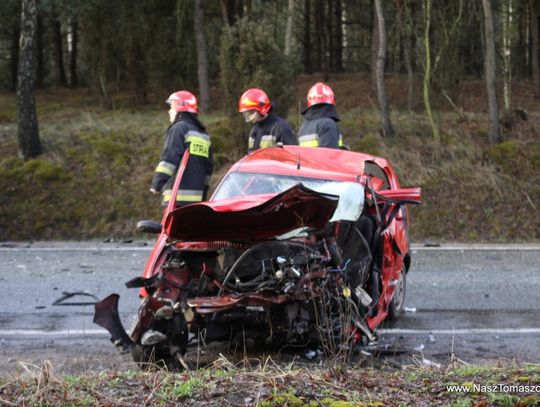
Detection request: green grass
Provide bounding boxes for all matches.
[156,376,205,400]
[450,365,492,377]
[1,89,539,241]
[1,362,539,406]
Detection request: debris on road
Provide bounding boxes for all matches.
[52,291,99,306]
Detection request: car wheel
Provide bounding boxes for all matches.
[131,315,188,371]
[388,264,406,320]
[131,342,186,371]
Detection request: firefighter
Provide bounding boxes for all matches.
[238,88,297,152]
[298,82,343,149]
[150,90,213,206]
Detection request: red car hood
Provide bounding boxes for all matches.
[164,184,339,241]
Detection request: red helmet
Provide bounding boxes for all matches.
[166,90,198,113]
[306,82,335,107]
[238,88,271,116]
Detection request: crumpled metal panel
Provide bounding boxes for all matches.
[165,184,339,241]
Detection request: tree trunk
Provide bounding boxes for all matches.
[482,0,501,143]
[220,0,243,26]
[374,0,395,138]
[219,0,230,27]
[327,0,334,72]
[99,72,113,110]
[370,0,378,95]
[10,22,20,92]
[334,0,343,72]
[397,0,414,110]
[194,0,210,112]
[323,1,330,80]
[36,12,43,88]
[69,16,78,87]
[285,0,295,56]
[17,0,41,159]
[422,0,440,149]
[530,0,540,97]
[131,42,148,105]
[52,17,67,87]
[243,0,252,16]
[303,0,312,73]
[314,0,323,72]
[502,0,513,113]
[513,1,527,78]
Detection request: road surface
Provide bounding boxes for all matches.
[0,241,539,374]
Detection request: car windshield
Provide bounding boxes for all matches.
[212,172,333,200]
[212,172,364,222]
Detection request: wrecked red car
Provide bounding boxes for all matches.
[94,145,421,368]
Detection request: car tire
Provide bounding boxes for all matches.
[131,314,188,371]
[388,264,406,320]
[132,343,186,371]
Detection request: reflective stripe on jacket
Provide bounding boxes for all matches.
[298,104,343,149]
[248,112,297,152]
[162,188,204,203]
[298,130,343,148]
[151,112,213,205]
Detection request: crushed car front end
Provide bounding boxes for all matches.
[94,146,421,369]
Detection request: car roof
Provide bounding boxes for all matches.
[229,145,390,182]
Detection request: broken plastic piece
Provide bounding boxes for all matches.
[421,358,441,368]
[53,291,98,306]
[304,349,323,360]
[141,330,167,345]
[154,305,174,319]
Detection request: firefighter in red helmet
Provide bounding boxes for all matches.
[150,90,213,205]
[238,88,297,152]
[298,82,343,149]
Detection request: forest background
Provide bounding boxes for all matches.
[1,0,539,242]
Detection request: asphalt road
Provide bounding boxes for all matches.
[1,241,539,374]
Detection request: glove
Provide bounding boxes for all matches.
[149,188,160,194]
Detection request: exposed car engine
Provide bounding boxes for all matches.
[93,146,421,370]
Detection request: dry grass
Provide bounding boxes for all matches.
[1,75,540,241]
[1,356,539,406]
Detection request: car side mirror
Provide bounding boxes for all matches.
[376,188,422,205]
[136,220,162,234]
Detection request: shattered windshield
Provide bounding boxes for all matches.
[212,172,364,222]
[212,172,333,200]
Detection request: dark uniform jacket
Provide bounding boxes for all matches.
[151,112,213,205]
[298,104,343,149]
[248,112,297,152]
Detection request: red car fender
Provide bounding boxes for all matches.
[139,151,191,297]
